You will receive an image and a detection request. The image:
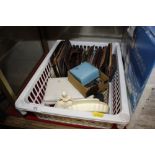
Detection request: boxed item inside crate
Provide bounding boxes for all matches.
[15,40,130,128]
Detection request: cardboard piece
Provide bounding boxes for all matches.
[68,72,109,97]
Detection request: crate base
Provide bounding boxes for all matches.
[36,113,114,129]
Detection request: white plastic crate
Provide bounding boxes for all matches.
[15,40,130,128]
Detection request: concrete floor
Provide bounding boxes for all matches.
[1,41,43,94]
[46,26,124,40]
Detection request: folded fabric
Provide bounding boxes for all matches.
[69,62,99,85]
[43,78,84,102]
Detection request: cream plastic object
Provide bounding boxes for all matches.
[55,92,109,113]
[55,91,73,108]
[67,100,109,113]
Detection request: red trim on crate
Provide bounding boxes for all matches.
[25,113,98,129]
[5,105,101,129]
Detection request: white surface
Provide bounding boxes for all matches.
[15,40,130,127]
[43,78,84,102]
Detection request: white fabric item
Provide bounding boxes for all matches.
[43,78,84,102]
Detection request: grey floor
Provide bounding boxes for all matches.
[1,41,43,94]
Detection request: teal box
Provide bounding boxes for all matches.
[69,62,99,85]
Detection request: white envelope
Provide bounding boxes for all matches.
[43,78,84,102]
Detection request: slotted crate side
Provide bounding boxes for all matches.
[112,70,121,114]
[27,62,52,104]
[15,40,130,128]
[22,41,60,103]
